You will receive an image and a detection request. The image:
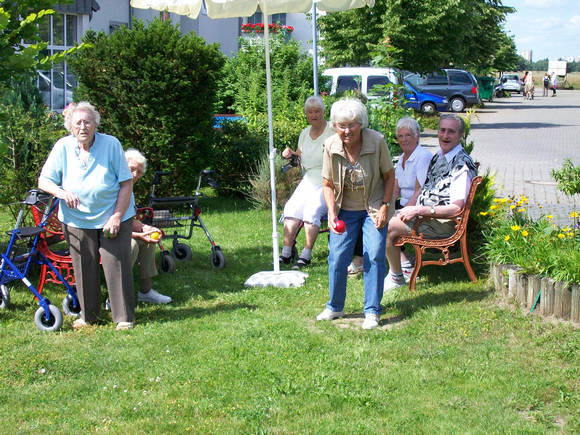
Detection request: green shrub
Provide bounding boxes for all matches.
[0,76,65,204]
[67,19,225,202]
[246,152,302,210]
[215,32,314,118]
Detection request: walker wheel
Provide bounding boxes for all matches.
[62,292,81,317]
[34,304,63,332]
[171,243,192,261]
[160,251,176,273]
[0,285,10,309]
[210,247,226,270]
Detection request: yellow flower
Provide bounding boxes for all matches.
[519,195,528,202]
[511,225,521,231]
[568,232,574,238]
[521,230,529,237]
[557,233,566,239]
[493,198,501,203]
[546,215,553,220]
[504,235,510,241]
[510,205,516,210]
[517,208,526,213]
[562,227,571,232]
[490,205,498,210]
[539,205,543,209]
[479,211,488,216]
[501,198,508,203]
[571,211,579,218]
[516,201,523,207]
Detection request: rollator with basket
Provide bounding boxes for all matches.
[141,169,226,273]
[0,190,81,331]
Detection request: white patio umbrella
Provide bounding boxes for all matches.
[131,0,374,287]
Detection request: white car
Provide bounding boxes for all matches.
[498,74,523,94]
[38,71,74,110]
[323,67,399,99]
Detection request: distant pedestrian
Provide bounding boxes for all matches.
[551,72,558,96]
[542,73,550,97]
[524,71,534,100]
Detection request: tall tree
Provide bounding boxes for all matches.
[318,0,515,73]
[492,32,519,74]
[317,1,388,67]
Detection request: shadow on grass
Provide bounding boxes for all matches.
[136,301,258,326]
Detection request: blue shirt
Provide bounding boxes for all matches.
[40,132,135,229]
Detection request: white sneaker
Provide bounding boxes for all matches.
[316,308,345,321]
[362,314,380,330]
[347,262,364,275]
[384,271,407,291]
[116,321,134,331]
[402,268,414,283]
[138,289,172,304]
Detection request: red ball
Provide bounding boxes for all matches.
[334,219,346,234]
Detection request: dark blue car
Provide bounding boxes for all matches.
[404,80,449,114]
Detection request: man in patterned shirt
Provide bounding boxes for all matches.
[384,113,478,290]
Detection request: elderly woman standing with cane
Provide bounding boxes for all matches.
[39,101,136,330]
[316,98,395,330]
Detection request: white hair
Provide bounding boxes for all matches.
[125,148,147,173]
[63,101,101,133]
[330,98,369,129]
[304,96,325,114]
[396,117,420,138]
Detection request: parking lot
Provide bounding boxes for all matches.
[422,89,580,225]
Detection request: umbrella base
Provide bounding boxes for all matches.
[245,270,309,288]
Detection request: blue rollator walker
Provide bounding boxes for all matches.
[0,190,81,331]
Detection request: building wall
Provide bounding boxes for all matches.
[82,1,316,58]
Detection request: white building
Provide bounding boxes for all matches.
[42,0,316,110]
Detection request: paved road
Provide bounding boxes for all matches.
[423,90,580,225]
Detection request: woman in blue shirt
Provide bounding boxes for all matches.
[39,102,136,331]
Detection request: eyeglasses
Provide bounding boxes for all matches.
[74,120,93,128]
[336,122,360,132]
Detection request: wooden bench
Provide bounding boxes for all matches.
[394,175,482,290]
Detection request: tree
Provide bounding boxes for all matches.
[318,0,515,74]
[67,19,225,199]
[492,32,519,74]
[316,2,388,67]
[0,1,84,87]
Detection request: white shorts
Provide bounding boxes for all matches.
[283,178,327,227]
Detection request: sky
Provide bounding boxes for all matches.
[502,0,580,62]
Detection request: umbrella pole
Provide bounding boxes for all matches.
[244,3,308,288]
[313,3,318,96]
[262,5,281,273]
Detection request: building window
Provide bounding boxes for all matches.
[34,13,78,111]
[245,12,286,26]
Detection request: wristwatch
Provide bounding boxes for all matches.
[382,201,390,207]
[430,206,436,215]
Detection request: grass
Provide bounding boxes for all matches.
[1,194,579,433]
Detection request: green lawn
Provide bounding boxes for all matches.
[0,194,578,433]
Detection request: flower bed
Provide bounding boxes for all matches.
[241,23,293,34]
[482,195,579,284]
[482,193,579,323]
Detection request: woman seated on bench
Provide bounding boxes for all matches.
[384,113,478,291]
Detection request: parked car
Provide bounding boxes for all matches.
[404,69,480,112]
[37,71,73,111]
[403,80,449,114]
[323,67,399,99]
[497,73,523,94]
